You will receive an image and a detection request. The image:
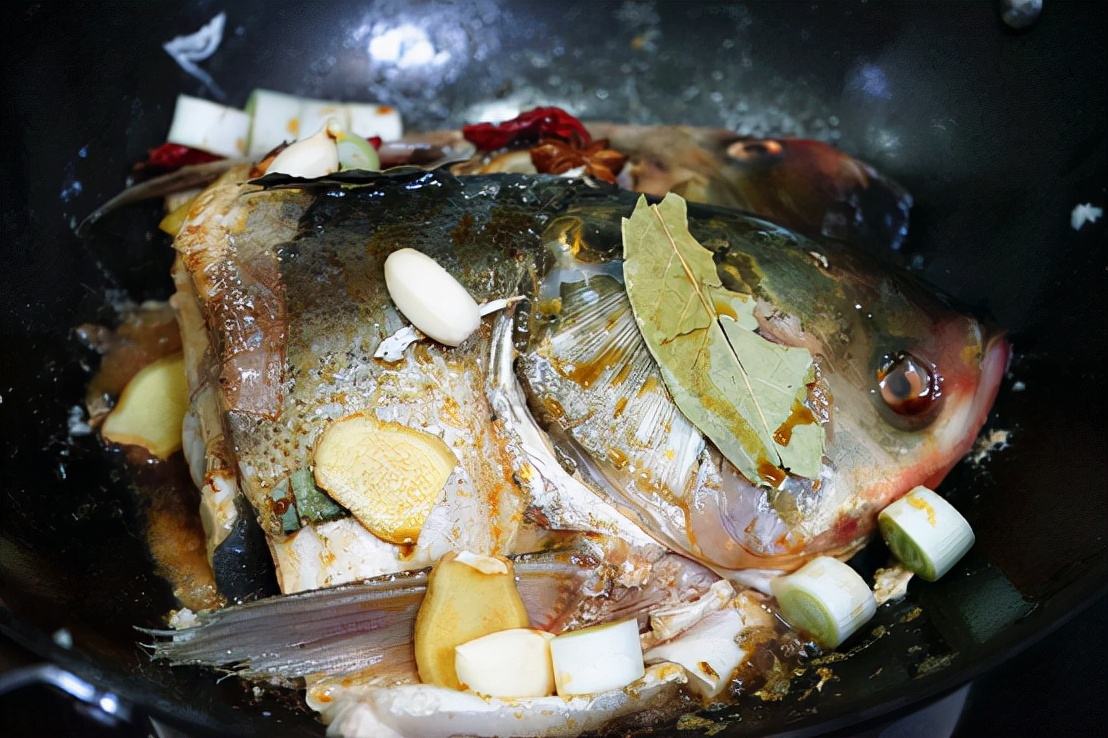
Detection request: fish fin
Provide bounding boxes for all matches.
[75,159,242,237]
[516,536,718,633]
[144,536,716,685]
[142,542,598,682]
[520,275,705,544]
[143,572,427,684]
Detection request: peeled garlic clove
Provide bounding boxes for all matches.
[455,628,555,698]
[266,120,340,178]
[550,618,644,696]
[297,101,351,145]
[384,248,481,347]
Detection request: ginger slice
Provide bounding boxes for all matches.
[312,413,456,545]
[100,352,188,459]
[414,551,531,690]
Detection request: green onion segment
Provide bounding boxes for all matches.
[879,485,975,581]
[771,556,876,649]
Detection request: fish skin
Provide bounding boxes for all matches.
[172,164,1005,591]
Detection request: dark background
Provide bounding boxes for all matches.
[3,2,1105,737]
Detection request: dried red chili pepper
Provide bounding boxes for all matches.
[140,143,223,171]
[462,106,592,150]
[530,138,627,184]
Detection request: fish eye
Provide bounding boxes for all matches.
[876,351,942,417]
[726,139,785,163]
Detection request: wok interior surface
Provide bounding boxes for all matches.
[2,1,1105,735]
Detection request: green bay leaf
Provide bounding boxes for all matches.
[621,193,824,485]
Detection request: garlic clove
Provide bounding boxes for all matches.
[265,120,340,178]
[455,628,555,698]
[383,248,481,347]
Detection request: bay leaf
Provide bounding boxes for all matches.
[621,193,824,485]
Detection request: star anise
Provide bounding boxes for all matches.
[530,138,627,184]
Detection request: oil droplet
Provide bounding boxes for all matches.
[713,298,738,321]
[758,459,787,488]
[773,398,818,447]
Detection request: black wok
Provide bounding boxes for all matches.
[2,1,1105,736]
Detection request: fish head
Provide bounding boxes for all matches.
[719,236,1011,567]
[515,183,1008,576]
[852,307,1011,493]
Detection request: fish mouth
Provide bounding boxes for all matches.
[922,332,1011,489]
[973,333,1012,429]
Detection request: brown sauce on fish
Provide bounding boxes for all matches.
[772,398,818,447]
[757,459,789,488]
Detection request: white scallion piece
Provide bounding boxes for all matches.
[643,608,746,698]
[165,94,250,159]
[549,618,644,696]
[383,248,481,347]
[336,129,381,171]
[245,88,306,158]
[245,89,404,158]
[347,102,404,141]
[770,556,876,649]
[878,485,975,581]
